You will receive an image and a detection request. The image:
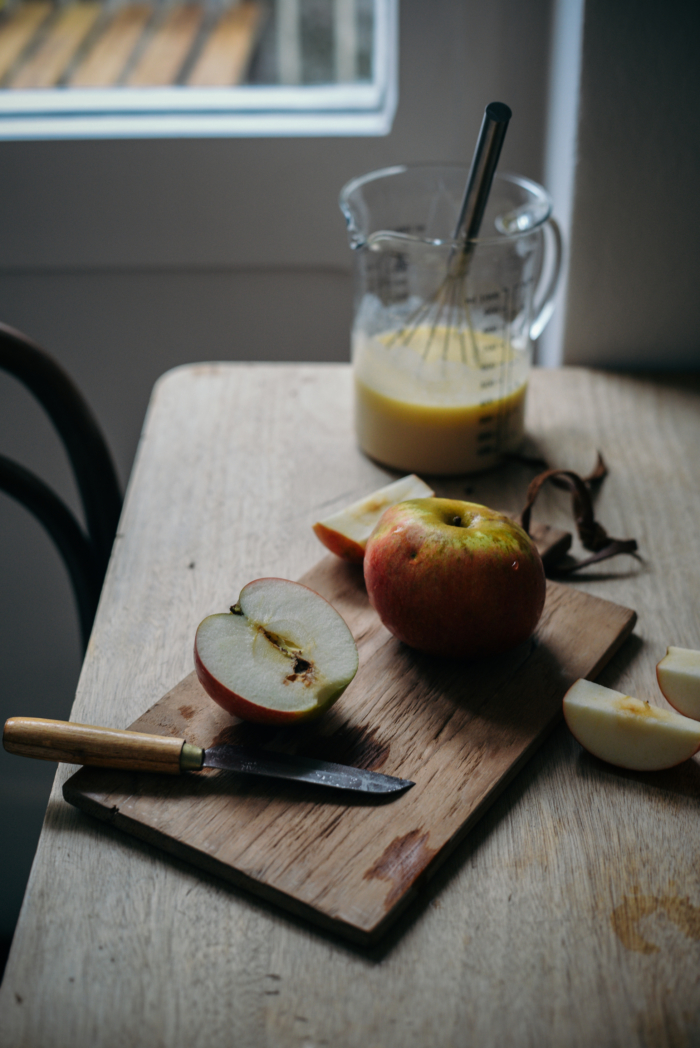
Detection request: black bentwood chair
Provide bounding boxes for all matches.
[0,322,122,651]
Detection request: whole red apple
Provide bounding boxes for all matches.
[363,498,546,659]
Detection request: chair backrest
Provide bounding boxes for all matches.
[0,323,122,650]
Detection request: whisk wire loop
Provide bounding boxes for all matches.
[384,102,511,369]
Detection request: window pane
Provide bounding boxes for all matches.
[0,0,394,136]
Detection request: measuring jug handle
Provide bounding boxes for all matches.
[529,217,563,340]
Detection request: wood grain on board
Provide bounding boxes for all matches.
[64,554,635,943]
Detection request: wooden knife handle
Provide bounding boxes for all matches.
[3,717,185,774]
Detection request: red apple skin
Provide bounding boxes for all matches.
[364,499,546,659]
[312,522,364,564]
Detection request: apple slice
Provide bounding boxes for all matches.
[656,646,700,720]
[563,678,700,771]
[313,474,435,563]
[194,578,359,724]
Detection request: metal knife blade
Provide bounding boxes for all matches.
[202,743,414,795]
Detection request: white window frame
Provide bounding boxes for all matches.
[0,0,397,139]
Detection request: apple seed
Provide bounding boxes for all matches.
[254,625,317,687]
[285,656,314,686]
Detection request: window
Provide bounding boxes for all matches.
[0,0,397,138]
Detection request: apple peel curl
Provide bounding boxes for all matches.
[519,459,639,575]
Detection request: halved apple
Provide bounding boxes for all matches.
[656,646,700,720]
[313,474,434,563]
[194,578,359,724]
[563,677,700,771]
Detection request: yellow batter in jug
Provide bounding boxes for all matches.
[353,325,528,475]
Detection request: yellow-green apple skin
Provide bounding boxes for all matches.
[363,498,546,659]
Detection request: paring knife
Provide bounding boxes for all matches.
[2,717,414,796]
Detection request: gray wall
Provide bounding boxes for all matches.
[0,0,554,939]
[562,0,700,368]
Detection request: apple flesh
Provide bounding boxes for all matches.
[563,677,700,770]
[194,578,358,724]
[313,474,434,563]
[656,646,700,720]
[363,498,546,659]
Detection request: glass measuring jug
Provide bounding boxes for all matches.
[340,165,562,475]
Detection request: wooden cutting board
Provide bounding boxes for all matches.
[64,554,636,944]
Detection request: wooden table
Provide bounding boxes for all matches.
[2,364,700,1048]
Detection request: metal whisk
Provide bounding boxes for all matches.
[389,101,512,364]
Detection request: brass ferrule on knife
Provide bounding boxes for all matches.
[179,742,204,771]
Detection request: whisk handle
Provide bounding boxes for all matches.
[454,101,512,245]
